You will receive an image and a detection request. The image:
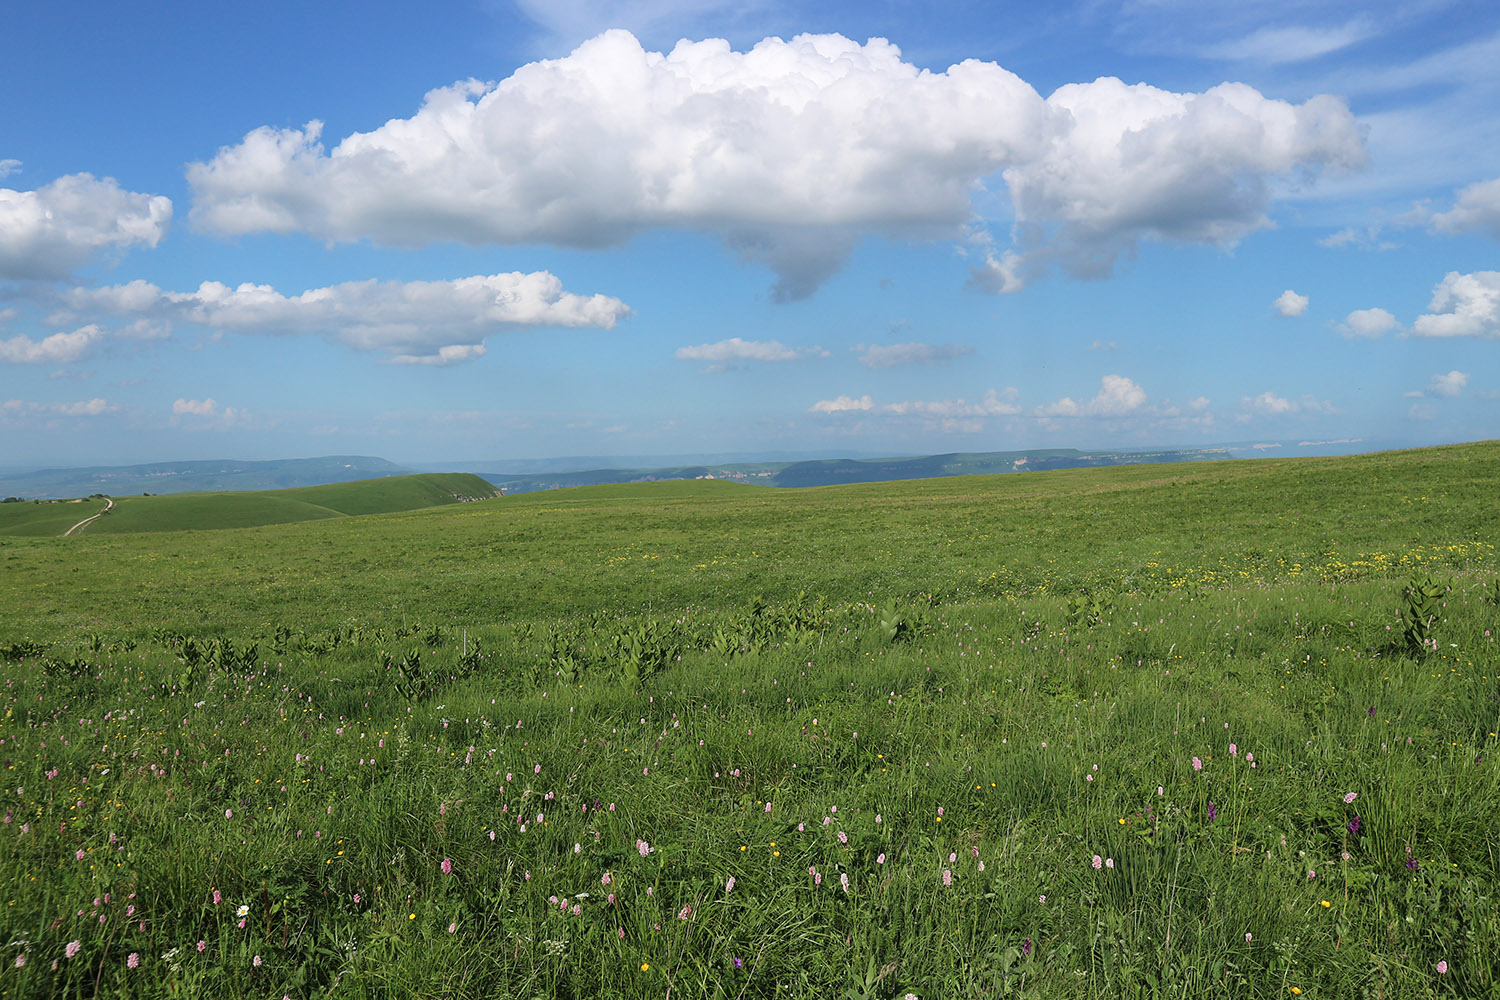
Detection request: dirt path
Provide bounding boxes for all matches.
[63,497,113,536]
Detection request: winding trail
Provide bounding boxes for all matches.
[63,497,113,536]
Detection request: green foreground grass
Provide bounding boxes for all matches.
[1,444,1497,998]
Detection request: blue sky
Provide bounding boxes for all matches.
[2,0,1497,467]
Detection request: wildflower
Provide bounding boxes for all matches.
[876,853,886,864]
[838,831,849,844]
[197,941,206,953]
[840,872,850,893]
[1022,937,1032,956]
[1039,895,1046,903]
[213,890,222,905]
[1319,900,1331,908]
[725,876,735,894]
[1343,792,1358,804]
[978,860,985,872]
[1105,858,1114,869]
[448,922,457,933]
[640,963,650,971]
[1406,855,1420,870]
[1307,870,1316,880]
[237,904,249,918]
[637,840,652,857]
[1192,757,1203,771]
[253,955,263,967]
[1229,743,1238,756]
[1437,961,1448,974]
[942,869,953,886]
[225,809,232,819]
[1092,855,1103,870]
[75,849,85,860]
[678,905,691,920]
[441,858,453,874]
[65,941,81,959]
[127,952,140,969]
[602,872,612,886]
[1207,800,1217,820]
[1245,932,1252,942]
[1348,816,1361,834]
[732,957,744,969]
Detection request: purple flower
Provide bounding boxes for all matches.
[1406,855,1420,870]
[1206,800,1217,820]
[1367,706,1377,717]
[1348,815,1361,834]
[732,957,744,969]
[440,858,453,875]
[1022,937,1032,956]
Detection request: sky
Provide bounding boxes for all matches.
[2,0,1498,468]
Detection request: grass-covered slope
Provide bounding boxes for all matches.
[1,443,1497,999]
[20,472,502,535]
[0,496,110,536]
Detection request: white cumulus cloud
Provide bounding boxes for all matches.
[1,397,113,420]
[172,398,218,416]
[0,172,172,280]
[857,342,975,368]
[1274,289,1309,316]
[187,30,1363,300]
[0,325,107,365]
[883,387,1020,418]
[1427,370,1468,397]
[1410,271,1500,339]
[1242,391,1336,415]
[1336,307,1398,338]
[808,394,874,414]
[674,337,821,371]
[62,271,629,363]
[1035,375,1147,417]
[1430,177,1500,239]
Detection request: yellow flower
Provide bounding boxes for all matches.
[1320,900,1331,908]
[640,963,650,972]
[409,913,416,920]
[1291,989,1302,995]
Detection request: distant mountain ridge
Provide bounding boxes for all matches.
[0,456,410,499]
[0,446,1236,500]
[479,446,1234,493]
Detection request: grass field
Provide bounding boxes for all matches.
[0,473,499,538]
[1,443,1496,997]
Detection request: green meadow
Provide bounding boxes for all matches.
[1,443,1497,998]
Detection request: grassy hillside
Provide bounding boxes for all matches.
[1,443,1497,999]
[0,496,110,536]
[0,472,502,537]
[0,454,411,499]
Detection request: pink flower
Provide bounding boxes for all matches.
[942,869,953,886]
[838,831,849,844]
[127,952,140,969]
[1245,932,1252,943]
[1437,961,1449,974]
[197,941,206,953]
[1105,858,1114,869]
[65,941,81,959]
[1192,757,1203,771]
[1229,744,1238,756]
[225,809,232,819]
[876,853,886,864]
[678,905,692,920]
[75,849,85,860]
[725,876,735,893]
[14,954,25,967]
[637,839,652,857]
[601,872,613,886]
[253,955,263,967]
[213,890,222,905]
[840,872,850,893]
[441,858,453,875]
[1343,792,1358,804]
[1308,870,1316,880]
[1092,855,1103,869]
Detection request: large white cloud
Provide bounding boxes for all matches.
[0,172,172,280]
[62,271,630,362]
[0,325,107,364]
[1336,306,1398,338]
[1430,177,1500,239]
[188,30,1363,299]
[1035,375,1147,417]
[1410,271,1500,339]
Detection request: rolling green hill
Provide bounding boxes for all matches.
[0,473,501,536]
[0,454,412,499]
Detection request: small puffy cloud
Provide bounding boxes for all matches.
[1410,271,1500,339]
[883,387,1020,418]
[188,30,1363,299]
[674,337,821,371]
[808,394,874,414]
[172,397,218,416]
[1336,307,1398,338]
[0,325,107,364]
[1088,339,1117,351]
[0,172,172,280]
[1273,289,1309,317]
[1242,391,1336,415]
[0,159,21,179]
[1317,224,1396,251]
[856,342,974,368]
[1427,370,1468,398]
[62,271,629,362]
[171,397,247,427]
[0,397,113,420]
[389,344,487,366]
[1036,374,1146,418]
[1430,177,1500,239]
